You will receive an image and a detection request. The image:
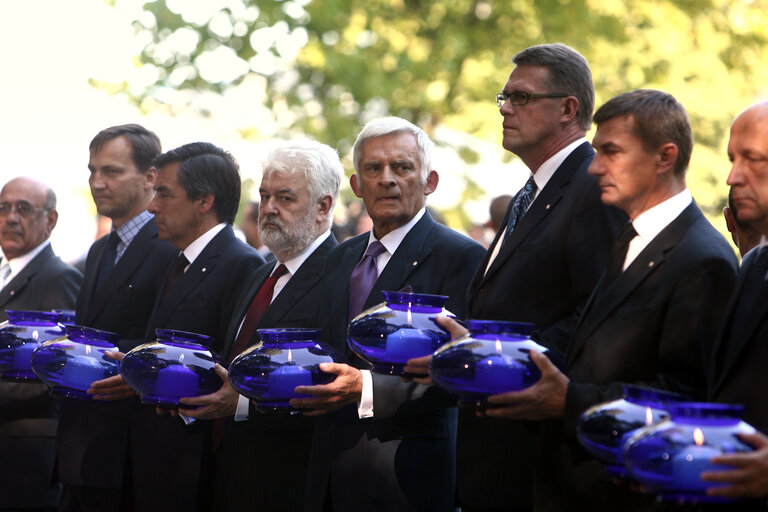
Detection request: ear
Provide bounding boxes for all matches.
[724,205,736,234]
[316,194,333,223]
[350,174,363,198]
[198,193,215,214]
[46,209,58,234]
[144,167,157,190]
[423,170,439,196]
[657,143,678,174]
[561,96,579,123]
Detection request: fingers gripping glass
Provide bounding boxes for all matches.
[0,201,49,218]
[497,91,569,107]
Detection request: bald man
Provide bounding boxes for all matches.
[0,176,82,510]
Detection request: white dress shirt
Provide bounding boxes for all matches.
[0,239,50,286]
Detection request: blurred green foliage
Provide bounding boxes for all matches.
[108,0,768,235]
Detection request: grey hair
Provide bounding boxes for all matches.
[352,116,434,183]
[263,139,343,206]
[513,43,595,130]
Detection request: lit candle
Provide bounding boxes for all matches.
[671,428,727,493]
[267,364,312,399]
[384,328,435,362]
[61,355,107,391]
[155,364,199,400]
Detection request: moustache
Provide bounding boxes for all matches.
[260,215,284,231]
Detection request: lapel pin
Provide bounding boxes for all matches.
[202,267,207,273]
[648,261,655,268]
[545,204,551,210]
[412,261,418,266]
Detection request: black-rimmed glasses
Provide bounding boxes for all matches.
[497,91,569,107]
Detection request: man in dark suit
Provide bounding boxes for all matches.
[173,139,343,511]
[126,142,264,512]
[443,89,738,510]
[56,124,179,512]
[456,43,624,512]
[0,177,81,511]
[293,117,486,512]
[701,101,768,504]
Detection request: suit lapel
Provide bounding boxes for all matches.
[365,213,435,309]
[712,256,768,393]
[86,222,160,325]
[566,203,699,366]
[481,142,592,284]
[0,245,54,309]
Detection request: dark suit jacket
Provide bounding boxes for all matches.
[130,225,264,512]
[0,244,81,508]
[459,142,625,508]
[535,202,738,511]
[710,251,768,431]
[304,211,486,512]
[57,219,178,491]
[215,234,337,512]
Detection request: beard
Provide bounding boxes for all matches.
[259,210,317,260]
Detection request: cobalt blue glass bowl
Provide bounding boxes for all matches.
[347,291,451,375]
[228,328,345,412]
[429,319,546,408]
[0,310,66,380]
[121,329,223,408]
[576,385,688,476]
[51,309,76,326]
[623,402,756,503]
[30,325,120,400]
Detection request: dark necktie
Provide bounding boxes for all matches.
[604,222,638,283]
[723,247,768,344]
[348,241,386,321]
[505,176,538,240]
[95,231,121,290]
[229,264,289,362]
[162,253,189,300]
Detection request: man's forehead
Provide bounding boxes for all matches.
[0,179,46,204]
[506,65,550,89]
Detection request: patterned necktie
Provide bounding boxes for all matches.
[95,231,121,290]
[604,222,638,283]
[348,241,386,321]
[162,253,190,300]
[505,176,538,240]
[0,261,11,290]
[229,264,289,362]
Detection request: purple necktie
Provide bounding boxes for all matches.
[348,241,386,321]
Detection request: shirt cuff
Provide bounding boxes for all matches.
[357,369,374,419]
[234,394,250,421]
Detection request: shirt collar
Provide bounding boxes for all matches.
[531,138,588,192]
[367,207,426,255]
[2,239,50,273]
[632,189,693,243]
[182,223,227,265]
[114,210,153,246]
[279,230,331,276]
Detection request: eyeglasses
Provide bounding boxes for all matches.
[0,201,49,218]
[497,91,569,107]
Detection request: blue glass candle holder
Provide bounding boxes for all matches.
[623,402,756,503]
[0,310,67,380]
[429,319,547,408]
[30,325,120,400]
[228,328,345,412]
[51,309,76,326]
[347,291,451,375]
[577,385,688,476]
[120,329,223,408]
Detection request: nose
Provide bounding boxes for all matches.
[261,197,278,216]
[588,155,603,176]
[90,171,106,190]
[499,98,515,116]
[726,159,743,187]
[147,196,159,214]
[379,165,397,186]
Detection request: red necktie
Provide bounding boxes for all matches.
[228,264,288,362]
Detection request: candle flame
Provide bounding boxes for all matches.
[179,353,185,363]
[495,339,503,353]
[85,345,91,355]
[33,330,39,341]
[693,427,705,446]
[287,348,293,363]
[407,309,412,325]
[645,407,653,425]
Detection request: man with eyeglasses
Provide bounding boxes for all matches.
[0,177,82,511]
[459,43,625,511]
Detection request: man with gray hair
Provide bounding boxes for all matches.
[295,116,486,511]
[179,139,342,511]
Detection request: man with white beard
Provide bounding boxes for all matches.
[176,139,342,512]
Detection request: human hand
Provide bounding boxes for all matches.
[480,350,568,421]
[290,363,363,416]
[89,351,136,401]
[702,431,768,499]
[402,355,433,385]
[170,364,239,419]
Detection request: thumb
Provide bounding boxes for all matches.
[214,363,229,379]
[104,350,126,361]
[435,315,469,340]
[319,362,347,375]
[529,349,555,373]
